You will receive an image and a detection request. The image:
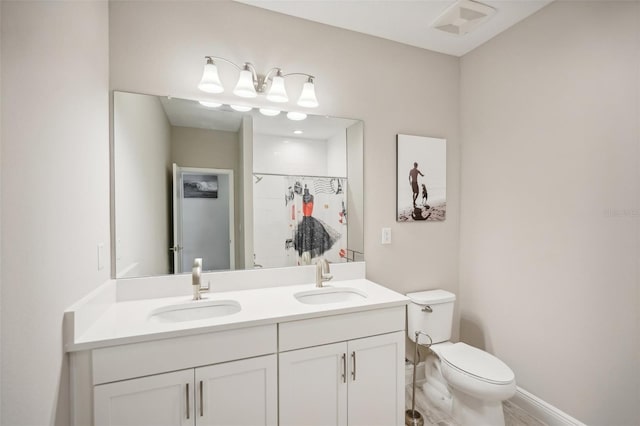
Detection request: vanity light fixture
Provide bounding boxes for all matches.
[198,56,318,108]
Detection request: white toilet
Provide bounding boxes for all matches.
[407,289,516,426]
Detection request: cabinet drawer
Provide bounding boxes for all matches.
[279,307,405,352]
[93,324,276,384]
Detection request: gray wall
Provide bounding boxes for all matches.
[1,1,109,425]
[459,2,640,424]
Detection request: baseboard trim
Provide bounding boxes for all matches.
[511,387,586,426]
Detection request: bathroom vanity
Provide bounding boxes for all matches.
[65,263,408,426]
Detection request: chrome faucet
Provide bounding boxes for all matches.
[192,258,203,300]
[315,258,333,288]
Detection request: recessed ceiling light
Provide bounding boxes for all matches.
[293,130,303,135]
[199,100,222,108]
[259,108,281,116]
[230,104,252,112]
[287,111,307,121]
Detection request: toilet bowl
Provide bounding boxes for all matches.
[407,290,516,426]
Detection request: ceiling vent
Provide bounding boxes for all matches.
[432,0,496,36]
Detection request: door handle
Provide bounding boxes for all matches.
[351,351,356,381]
[186,383,190,419]
[199,380,204,417]
[170,245,183,252]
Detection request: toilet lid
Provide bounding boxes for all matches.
[439,343,515,385]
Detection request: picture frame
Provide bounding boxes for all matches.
[396,134,447,222]
[183,174,219,198]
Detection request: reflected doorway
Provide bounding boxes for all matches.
[172,164,235,273]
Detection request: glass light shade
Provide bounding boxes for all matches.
[199,100,222,108]
[259,108,281,117]
[198,62,224,94]
[230,104,252,112]
[286,111,307,121]
[233,69,257,98]
[266,75,289,103]
[297,80,319,108]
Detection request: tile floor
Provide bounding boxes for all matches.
[405,380,547,426]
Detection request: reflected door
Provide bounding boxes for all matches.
[172,164,235,273]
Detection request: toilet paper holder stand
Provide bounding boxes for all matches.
[405,330,432,426]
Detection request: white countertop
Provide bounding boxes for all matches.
[66,278,409,352]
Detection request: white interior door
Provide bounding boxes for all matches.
[172,164,235,273]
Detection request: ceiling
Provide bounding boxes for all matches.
[235,0,552,57]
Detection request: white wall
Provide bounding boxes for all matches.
[327,130,347,178]
[459,2,640,424]
[109,0,461,326]
[114,92,171,278]
[0,2,109,425]
[347,122,364,258]
[253,133,329,176]
[239,116,254,269]
[0,3,3,421]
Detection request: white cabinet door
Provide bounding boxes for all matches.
[347,331,405,426]
[94,369,194,426]
[279,342,348,426]
[196,355,277,426]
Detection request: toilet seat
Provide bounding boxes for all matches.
[436,343,515,385]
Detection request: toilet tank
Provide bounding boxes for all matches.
[406,290,456,344]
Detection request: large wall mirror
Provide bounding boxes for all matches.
[113,91,364,279]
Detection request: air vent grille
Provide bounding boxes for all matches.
[432,0,496,36]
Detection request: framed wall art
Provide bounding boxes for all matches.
[396,134,446,222]
[183,174,219,198]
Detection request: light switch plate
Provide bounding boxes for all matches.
[381,228,392,245]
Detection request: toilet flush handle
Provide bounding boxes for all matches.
[421,305,433,313]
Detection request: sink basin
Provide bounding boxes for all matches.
[294,287,367,305]
[149,300,241,323]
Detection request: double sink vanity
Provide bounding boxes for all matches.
[65,262,409,426]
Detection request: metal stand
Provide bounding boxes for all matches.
[405,331,432,426]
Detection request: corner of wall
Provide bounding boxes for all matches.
[0,0,3,422]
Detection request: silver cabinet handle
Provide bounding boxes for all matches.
[341,353,346,383]
[186,383,190,419]
[351,351,356,381]
[199,380,204,417]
